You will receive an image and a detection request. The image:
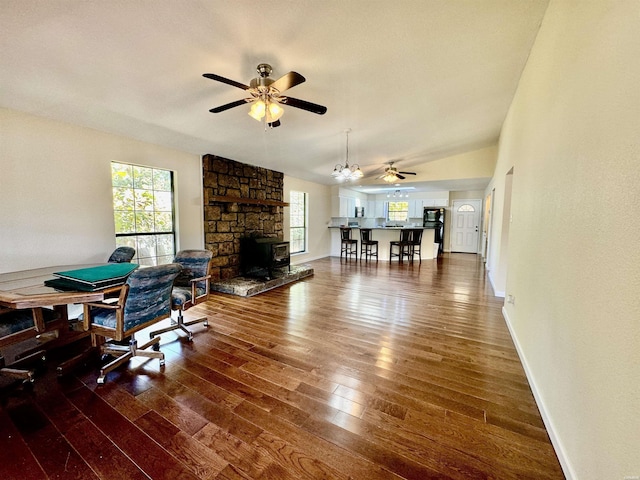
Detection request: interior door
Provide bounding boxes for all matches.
[450,200,482,253]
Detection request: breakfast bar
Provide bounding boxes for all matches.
[329,227,437,260]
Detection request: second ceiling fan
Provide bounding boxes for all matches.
[203,63,327,128]
[379,162,417,182]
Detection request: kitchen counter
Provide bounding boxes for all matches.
[330,227,437,260]
[329,226,439,229]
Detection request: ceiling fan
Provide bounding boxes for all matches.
[378,162,417,182]
[203,63,327,128]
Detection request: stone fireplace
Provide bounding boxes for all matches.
[202,154,286,281]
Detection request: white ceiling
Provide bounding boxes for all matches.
[0,0,549,192]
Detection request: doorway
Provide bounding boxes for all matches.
[450,199,482,253]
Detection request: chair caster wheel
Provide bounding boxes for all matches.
[159,359,165,367]
[97,376,106,385]
[152,343,160,351]
[187,334,193,342]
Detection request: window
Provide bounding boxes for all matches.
[111,162,176,265]
[387,201,409,222]
[289,191,307,254]
[457,204,475,212]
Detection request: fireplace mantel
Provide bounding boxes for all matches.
[209,195,289,207]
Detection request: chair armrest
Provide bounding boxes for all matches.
[190,274,211,303]
[82,284,128,330]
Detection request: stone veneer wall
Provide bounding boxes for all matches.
[202,154,284,281]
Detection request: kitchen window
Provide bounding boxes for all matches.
[289,191,307,254]
[387,201,409,222]
[111,162,176,265]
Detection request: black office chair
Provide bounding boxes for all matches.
[389,229,412,262]
[82,263,182,384]
[340,228,358,260]
[149,249,213,343]
[409,229,423,263]
[108,246,135,263]
[360,229,378,262]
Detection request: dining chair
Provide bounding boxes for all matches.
[389,229,412,262]
[149,249,213,343]
[340,227,358,260]
[359,228,378,262]
[107,246,136,263]
[409,229,424,263]
[0,307,61,384]
[82,263,182,384]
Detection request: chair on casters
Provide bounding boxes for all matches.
[0,307,61,384]
[149,250,213,344]
[360,229,378,262]
[409,229,423,263]
[340,228,358,260]
[82,263,182,384]
[108,246,135,263]
[389,229,412,262]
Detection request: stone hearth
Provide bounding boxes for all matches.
[211,265,313,297]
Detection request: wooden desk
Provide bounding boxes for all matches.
[0,265,116,376]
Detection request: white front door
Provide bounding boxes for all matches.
[451,200,482,253]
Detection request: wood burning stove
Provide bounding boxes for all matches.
[240,237,290,279]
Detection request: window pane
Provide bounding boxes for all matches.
[154,191,173,212]
[458,204,475,212]
[112,187,134,211]
[153,169,171,191]
[114,211,135,234]
[133,166,154,189]
[134,189,154,211]
[111,163,133,188]
[154,212,173,232]
[156,234,174,256]
[136,235,157,260]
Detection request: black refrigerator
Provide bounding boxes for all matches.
[423,208,445,255]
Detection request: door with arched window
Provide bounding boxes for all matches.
[450,199,482,253]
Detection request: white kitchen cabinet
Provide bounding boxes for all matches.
[335,196,355,217]
[408,199,423,218]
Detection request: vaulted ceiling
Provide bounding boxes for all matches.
[0,0,549,192]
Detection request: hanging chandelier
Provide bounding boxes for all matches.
[331,129,363,181]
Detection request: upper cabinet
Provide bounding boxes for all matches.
[331,195,356,217]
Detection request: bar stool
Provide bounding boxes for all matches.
[409,229,423,263]
[340,227,358,260]
[389,229,412,262]
[359,229,378,262]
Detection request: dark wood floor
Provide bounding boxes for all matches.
[0,254,564,479]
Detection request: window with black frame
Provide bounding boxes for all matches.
[111,162,176,265]
[289,191,307,254]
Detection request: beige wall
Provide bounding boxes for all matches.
[0,108,203,273]
[283,176,332,263]
[488,1,640,477]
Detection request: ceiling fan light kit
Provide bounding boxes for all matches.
[379,161,417,182]
[204,63,326,128]
[332,129,363,181]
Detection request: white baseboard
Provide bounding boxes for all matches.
[488,271,505,297]
[501,307,575,480]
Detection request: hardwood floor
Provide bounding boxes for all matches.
[0,254,564,479]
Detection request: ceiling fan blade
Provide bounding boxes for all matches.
[279,96,327,115]
[209,99,250,113]
[203,73,250,90]
[398,171,417,175]
[270,71,306,93]
[396,174,406,180]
